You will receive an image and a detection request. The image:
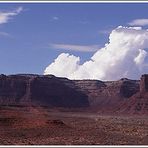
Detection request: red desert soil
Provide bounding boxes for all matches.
[0,106,148,145]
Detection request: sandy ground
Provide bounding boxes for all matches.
[0,105,148,145]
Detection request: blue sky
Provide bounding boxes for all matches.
[0,3,148,75]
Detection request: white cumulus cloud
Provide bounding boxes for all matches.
[0,7,23,25]
[44,53,80,78]
[44,26,148,80]
[129,19,148,26]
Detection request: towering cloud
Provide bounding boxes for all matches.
[44,53,80,78]
[44,26,148,80]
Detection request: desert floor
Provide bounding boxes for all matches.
[0,105,147,145]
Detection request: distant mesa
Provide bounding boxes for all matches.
[0,74,89,108]
[0,73,147,114]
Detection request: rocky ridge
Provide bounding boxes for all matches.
[0,73,147,114]
[117,74,148,115]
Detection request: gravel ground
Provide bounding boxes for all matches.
[0,106,147,145]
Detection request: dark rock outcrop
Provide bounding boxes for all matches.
[0,74,28,104]
[0,73,147,114]
[73,78,139,108]
[29,76,89,107]
[140,74,148,93]
[0,74,89,108]
[117,75,148,115]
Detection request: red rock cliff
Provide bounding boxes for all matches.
[140,74,148,93]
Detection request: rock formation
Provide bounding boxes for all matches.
[74,78,139,108]
[140,74,148,93]
[0,74,89,107]
[0,73,147,114]
[117,74,148,115]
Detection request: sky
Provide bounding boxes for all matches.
[0,3,148,80]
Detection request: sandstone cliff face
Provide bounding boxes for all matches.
[73,78,139,108]
[29,76,89,107]
[0,73,147,114]
[0,74,28,104]
[0,74,89,107]
[117,75,148,115]
[140,74,148,93]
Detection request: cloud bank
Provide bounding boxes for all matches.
[0,7,23,24]
[44,26,148,80]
